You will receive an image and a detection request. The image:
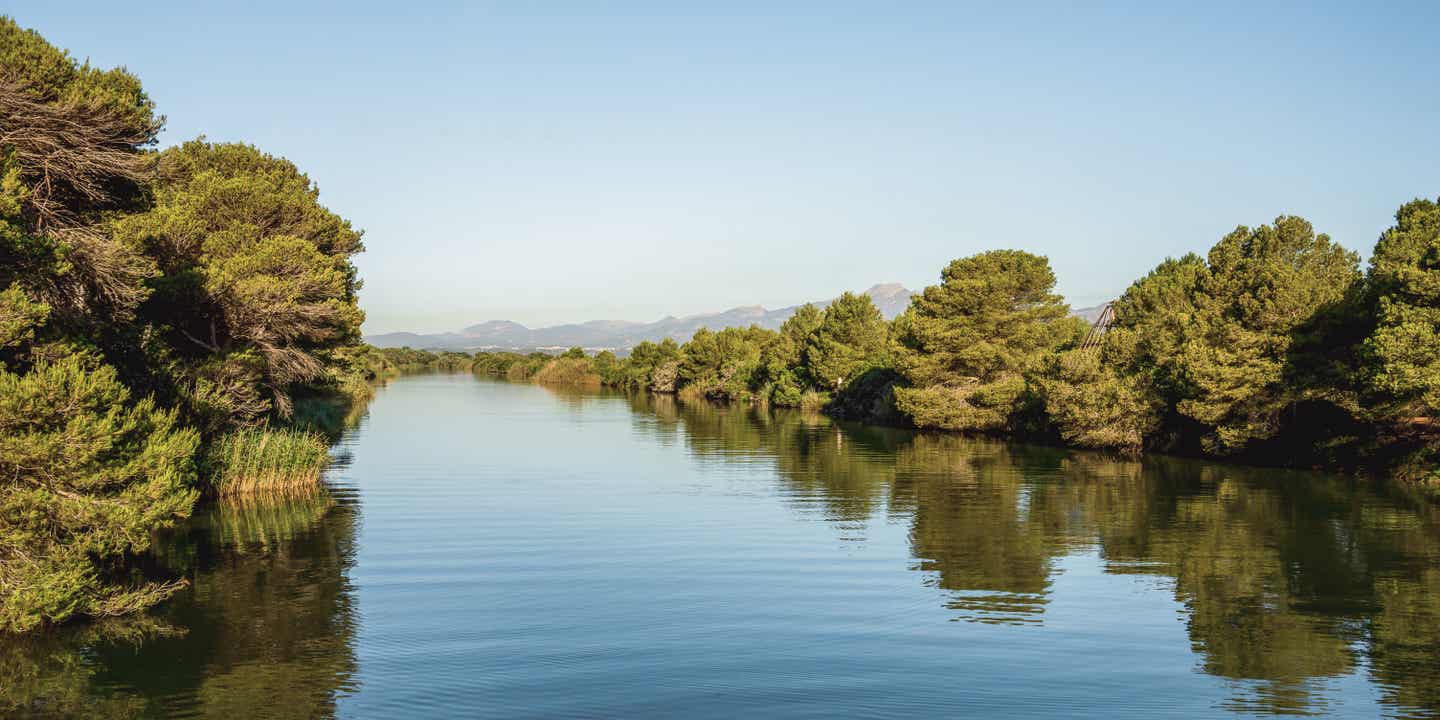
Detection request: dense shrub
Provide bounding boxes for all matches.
[0,355,198,631]
[532,357,602,387]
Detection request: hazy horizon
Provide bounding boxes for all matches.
[19,2,1440,334]
[371,281,920,335]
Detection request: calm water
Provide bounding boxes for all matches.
[5,373,1440,718]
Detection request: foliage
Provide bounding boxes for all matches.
[624,339,682,391]
[0,354,198,632]
[1040,255,1207,453]
[1037,349,1161,454]
[0,17,368,633]
[1173,217,1361,454]
[532,357,602,387]
[0,283,46,350]
[758,303,823,404]
[1042,218,1366,458]
[805,292,887,391]
[1363,197,1440,421]
[113,139,365,421]
[828,367,908,425]
[0,17,160,330]
[373,346,471,372]
[592,349,620,380]
[677,325,776,402]
[891,250,1077,432]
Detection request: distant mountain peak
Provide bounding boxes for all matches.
[368,284,916,352]
[461,319,531,336]
[864,282,907,297]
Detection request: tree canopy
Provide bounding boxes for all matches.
[806,292,886,391]
[1364,197,1440,420]
[891,250,1078,432]
[114,140,365,421]
[1174,216,1361,454]
[0,17,369,631]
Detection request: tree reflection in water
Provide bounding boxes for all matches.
[625,393,1440,717]
[0,483,361,719]
[5,385,1437,718]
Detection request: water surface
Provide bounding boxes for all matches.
[5,373,1440,718]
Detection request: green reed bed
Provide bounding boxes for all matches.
[532,358,603,387]
[205,428,331,497]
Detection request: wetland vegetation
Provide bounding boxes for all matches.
[1,18,1438,720]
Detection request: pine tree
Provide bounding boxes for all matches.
[1176,217,1360,454]
[805,292,886,390]
[0,354,198,632]
[1363,197,1440,421]
[892,250,1076,432]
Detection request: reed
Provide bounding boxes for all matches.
[532,358,602,387]
[204,427,330,497]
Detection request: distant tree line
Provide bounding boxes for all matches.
[473,208,1440,484]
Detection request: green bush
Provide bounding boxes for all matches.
[532,357,602,386]
[0,355,199,632]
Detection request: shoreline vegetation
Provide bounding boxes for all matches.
[202,428,332,497]
[0,18,400,632]
[450,207,1440,489]
[0,13,1436,637]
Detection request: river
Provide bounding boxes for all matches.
[5,373,1439,718]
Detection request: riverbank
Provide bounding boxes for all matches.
[450,354,1436,495]
[15,372,1440,717]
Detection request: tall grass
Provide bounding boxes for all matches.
[532,358,602,387]
[205,427,330,497]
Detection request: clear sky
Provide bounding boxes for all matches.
[14,2,1439,333]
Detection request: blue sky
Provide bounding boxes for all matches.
[14,2,1439,333]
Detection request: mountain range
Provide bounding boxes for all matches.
[365,283,1109,352]
[366,284,916,352]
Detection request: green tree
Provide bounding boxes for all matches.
[114,140,365,421]
[0,354,198,632]
[776,304,822,368]
[676,325,775,401]
[891,250,1076,432]
[759,303,822,406]
[606,339,680,391]
[1363,197,1440,421]
[1175,217,1360,454]
[1040,255,1207,453]
[0,16,160,333]
[805,292,886,390]
[592,350,620,380]
[1039,349,1161,454]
